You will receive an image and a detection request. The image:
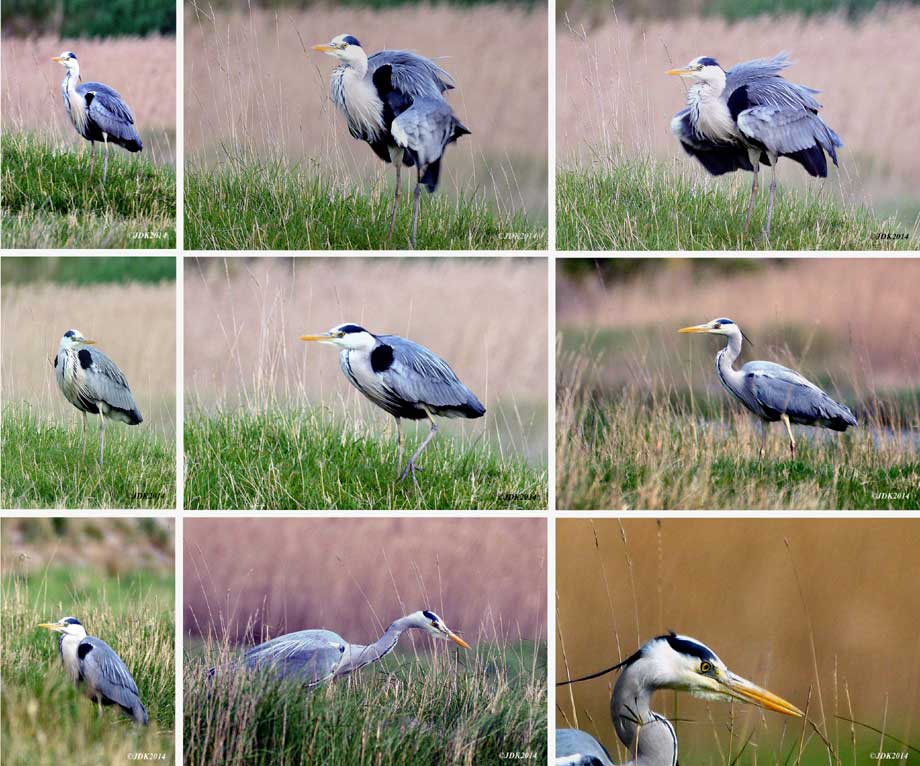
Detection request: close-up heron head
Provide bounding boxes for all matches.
[311,34,367,65]
[299,323,375,351]
[412,609,471,648]
[666,56,725,86]
[58,328,96,349]
[678,317,753,345]
[51,51,79,71]
[633,634,803,717]
[37,616,86,637]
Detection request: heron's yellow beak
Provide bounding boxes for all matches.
[38,622,64,632]
[80,339,97,345]
[678,324,712,334]
[447,631,471,649]
[722,672,804,717]
[666,67,692,76]
[52,56,65,63]
[299,333,335,342]
[312,44,335,53]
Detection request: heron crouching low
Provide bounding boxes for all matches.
[38,617,148,725]
[300,323,485,483]
[312,34,470,248]
[52,51,143,184]
[54,329,143,465]
[668,53,842,239]
[679,317,856,458]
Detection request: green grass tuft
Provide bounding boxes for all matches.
[557,156,917,250]
[185,637,546,766]
[1,406,176,509]
[185,159,546,250]
[1,132,176,249]
[0,568,175,766]
[184,410,547,510]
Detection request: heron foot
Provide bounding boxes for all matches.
[398,462,423,484]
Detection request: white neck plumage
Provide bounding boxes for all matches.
[688,78,735,142]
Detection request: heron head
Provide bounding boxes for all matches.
[52,51,79,73]
[38,616,87,638]
[311,34,367,65]
[59,329,96,350]
[679,318,752,345]
[666,56,725,87]
[411,610,471,648]
[299,323,376,351]
[637,633,802,717]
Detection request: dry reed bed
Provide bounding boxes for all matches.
[557,518,919,758]
[557,9,920,204]
[557,259,920,389]
[1,281,177,438]
[1,36,176,158]
[184,257,547,408]
[184,517,546,645]
[184,5,548,215]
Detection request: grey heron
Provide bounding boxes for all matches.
[52,51,143,185]
[312,35,471,248]
[54,329,143,465]
[299,323,485,482]
[235,609,470,686]
[678,317,856,458]
[38,617,148,725]
[668,53,842,239]
[557,632,803,766]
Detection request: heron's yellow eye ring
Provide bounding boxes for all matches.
[700,661,712,673]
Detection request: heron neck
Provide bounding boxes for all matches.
[341,618,408,673]
[611,664,678,766]
[345,55,368,79]
[716,333,745,394]
[63,68,80,93]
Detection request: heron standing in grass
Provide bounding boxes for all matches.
[679,317,856,458]
[38,617,148,725]
[52,51,143,184]
[556,632,803,766]
[312,35,471,248]
[668,53,842,239]
[55,329,143,465]
[234,609,470,686]
[299,323,485,482]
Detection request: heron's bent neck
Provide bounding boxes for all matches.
[341,616,414,674]
[62,69,89,134]
[611,662,679,766]
[688,80,735,142]
[715,332,745,398]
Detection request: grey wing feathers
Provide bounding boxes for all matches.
[80,637,148,724]
[556,729,615,766]
[380,336,485,418]
[244,630,346,685]
[85,348,142,421]
[77,82,142,149]
[737,105,841,169]
[744,362,856,429]
[392,97,463,167]
[368,50,455,98]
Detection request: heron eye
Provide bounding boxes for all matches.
[700,661,712,673]
[430,621,438,627]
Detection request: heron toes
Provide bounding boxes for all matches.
[398,462,424,484]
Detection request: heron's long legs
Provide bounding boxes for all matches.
[98,417,106,466]
[764,161,778,240]
[780,413,796,459]
[89,142,96,174]
[399,412,438,484]
[394,417,404,479]
[82,412,88,456]
[409,175,422,249]
[102,132,109,185]
[387,160,402,243]
[758,420,768,459]
[744,166,759,232]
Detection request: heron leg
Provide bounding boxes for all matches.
[81,412,88,456]
[743,167,759,232]
[399,413,438,485]
[102,132,109,185]
[89,141,96,174]
[764,161,778,240]
[409,174,422,249]
[387,157,402,243]
[758,420,768,459]
[394,417,404,479]
[780,413,796,459]
[98,417,106,466]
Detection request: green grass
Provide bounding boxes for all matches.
[185,637,546,766]
[185,159,546,250]
[0,567,175,766]
[184,410,547,510]
[557,387,919,510]
[1,407,175,509]
[1,132,176,249]
[0,255,177,286]
[557,157,918,250]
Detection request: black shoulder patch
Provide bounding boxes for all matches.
[84,92,95,107]
[78,642,94,660]
[727,85,750,121]
[342,35,362,47]
[422,610,438,621]
[77,349,94,369]
[370,344,394,373]
[663,633,718,663]
[54,355,59,367]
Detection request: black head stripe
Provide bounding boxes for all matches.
[697,56,720,67]
[662,632,718,663]
[715,318,734,325]
[342,35,361,47]
[64,330,76,337]
[422,610,438,622]
[338,324,366,334]
[63,617,82,625]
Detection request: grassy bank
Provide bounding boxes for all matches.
[1,132,176,249]
[185,161,545,250]
[184,411,547,510]
[0,567,174,766]
[557,159,917,251]
[185,637,546,766]
[1,407,175,509]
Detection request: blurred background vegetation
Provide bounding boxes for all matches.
[1,256,176,286]
[1,0,175,37]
